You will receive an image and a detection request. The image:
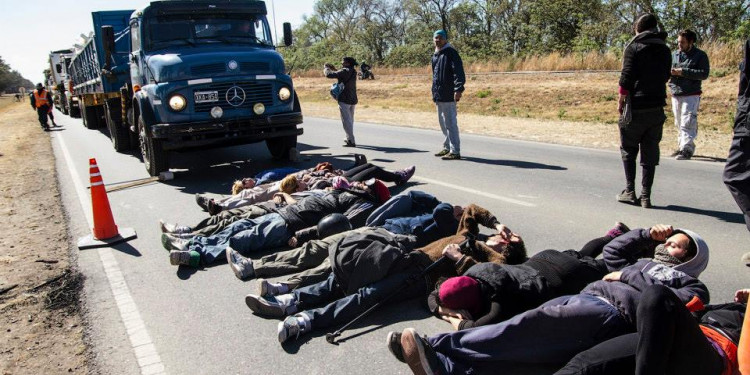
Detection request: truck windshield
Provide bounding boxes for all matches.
[145,15,272,51]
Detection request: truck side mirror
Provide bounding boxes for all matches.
[56,64,62,74]
[283,22,293,47]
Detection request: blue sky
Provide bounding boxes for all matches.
[0,0,315,84]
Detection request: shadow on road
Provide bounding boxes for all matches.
[654,205,745,224]
[460,156,567,170]
[110,242,142,257]
[354,145,429,154]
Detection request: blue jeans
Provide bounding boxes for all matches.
[189,213,290,265]
[427,294,631,374]
[293,268,427,330]
[366,191,441,227]
[436,101,460,154]
[382,203,457,248]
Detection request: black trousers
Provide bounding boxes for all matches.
[724,135,750,232]
[343,163,399,183]
[619,108,666,166]
[554,285,724,375]
[36,105,50,126]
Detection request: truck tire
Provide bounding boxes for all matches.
[69,103,81,118]
[138,115,168,176]
[265,135,297,160]
[105,99,132,152]
[82,102,102,129]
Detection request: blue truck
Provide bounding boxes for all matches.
[69,1,302,176]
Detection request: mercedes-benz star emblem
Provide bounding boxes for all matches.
[225,86,246,107]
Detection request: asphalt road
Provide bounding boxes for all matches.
[48,110,748,375]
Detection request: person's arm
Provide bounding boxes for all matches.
[679,51,710,81]
[457,302,502,329]
[616,264,710,305]
[30,94,35,109]
[451,49,466,101]
[603,228,659,271]
[456,204,499,235]
[618,43,637,114]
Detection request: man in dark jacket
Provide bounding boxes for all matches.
[390,224,710,375]
[724,39,750,247]
[163,180,389,268]
[616,14,672,209]
[669,29,710,160]
[432,30,465,160]
[30,83,54,130]
[325,57,359,147]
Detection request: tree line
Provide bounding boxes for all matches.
[281,0,750,71]
[0,56,34,95]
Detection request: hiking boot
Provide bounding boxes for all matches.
[395,165,416,185]
[278,313,311,344]
[159,219,191,234]
[441,153,461,160]
[605,222,631,238]
[207,199,222,216]
[245,293,297,318]
[640,195,652,208]
[343,140,356,147]
[669,149,681,157]
[434,149,449,157]
[161,233,189,251]
[401,328,443,375]
[742,252,750,267]
[258,278,291,297]
[616,189,638,205]
[675,150,692,160]
[387,331,405,363]
[226,247,255,280]
[169,250,200,267]
[195,194,210,211]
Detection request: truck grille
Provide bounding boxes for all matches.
[193,82,274,112]
[240,62,270,72]
[191,63,226,75]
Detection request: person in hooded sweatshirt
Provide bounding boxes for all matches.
[615,14,672,208]
[388,224,710,375]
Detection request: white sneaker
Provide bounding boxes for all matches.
[278,313,311,344]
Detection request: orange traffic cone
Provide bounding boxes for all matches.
[77,158,136,250]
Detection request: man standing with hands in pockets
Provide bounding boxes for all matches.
[432,30,465,161]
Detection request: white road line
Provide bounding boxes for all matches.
[55,134,166,375]
[413,176,536,207]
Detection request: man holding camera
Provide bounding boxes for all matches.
[324,57,359,147]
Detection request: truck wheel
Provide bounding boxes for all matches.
[138,115,168,176]
[69,104,81,118]
[105,99,132,152]
[82,103,102,129]
[265,135,297,160]
[61,103,69,115]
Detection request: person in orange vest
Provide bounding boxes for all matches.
[30,83,55,130]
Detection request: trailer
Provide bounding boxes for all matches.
[69,1,302,176]
[47,49,78,116]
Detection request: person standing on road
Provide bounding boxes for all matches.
[30,83,54,131]
[616,14,672,208]
[432,30,465,161]
[724,39,750,268]
[325,57,358,147]
[669,29,710,161]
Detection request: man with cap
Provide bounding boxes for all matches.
[324,57,359,147]
[432,30,466,160]
[388,224,710,375]
[30,83,55,130]
[163,179,390,268]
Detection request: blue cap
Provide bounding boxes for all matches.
[433,30,447,39]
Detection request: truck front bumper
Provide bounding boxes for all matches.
[150,112,303,151]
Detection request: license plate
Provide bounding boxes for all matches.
[194,91,218,103]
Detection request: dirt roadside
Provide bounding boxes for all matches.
[0,97,88,374]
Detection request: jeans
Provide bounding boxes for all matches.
[189,205,270,237]
[189,213,290,265]
[427,294,631,374]
[436,101,460,154]
[554,285,724,375]
[339,102,356,143]
[293,267,427,330]
[671,95,701,154]
[382,203,458,248]
[366,191,442,227]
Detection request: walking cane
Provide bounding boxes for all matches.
[325,234,476,344]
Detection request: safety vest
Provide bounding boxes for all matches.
[33,89,49,108]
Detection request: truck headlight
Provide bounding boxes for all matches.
[168,94,187,111]
[278,87,291,101]
[253,103,265,115]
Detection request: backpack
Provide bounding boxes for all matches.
[330,82,345,100]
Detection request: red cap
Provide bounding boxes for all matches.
[439,276,482,318]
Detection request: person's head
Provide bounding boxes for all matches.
[653,228,709,278]
[279,174,299,194]
[677,30,697,52]
[452,205,464,220]
[433,30,448,49]
[363,178,391,203]
[36,83,43,91]
[633,13,658,35]
[436,276,482,318]
[342,56,358,68]
[485,232,527,264]
[230,179,256,195]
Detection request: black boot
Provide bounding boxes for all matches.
[641,165,655,208]
[617,160,638,204]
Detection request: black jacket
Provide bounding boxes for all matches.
[619,30,672,110]
[327,67,358,105]
[734,39,750,136]
[431,44,466,102]
[276,189,375,233]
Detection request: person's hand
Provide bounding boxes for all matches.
[735,289,750,303]
[603,271,623,282]
[618,94,627,115]
[441,314,464,330]
[671,68,683,77]
[454,91,462,102]
[288,237,298,248]
[495,224,512,242]
[438,306,471,320]
[442,243,463,261]
[649,224,674,242]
